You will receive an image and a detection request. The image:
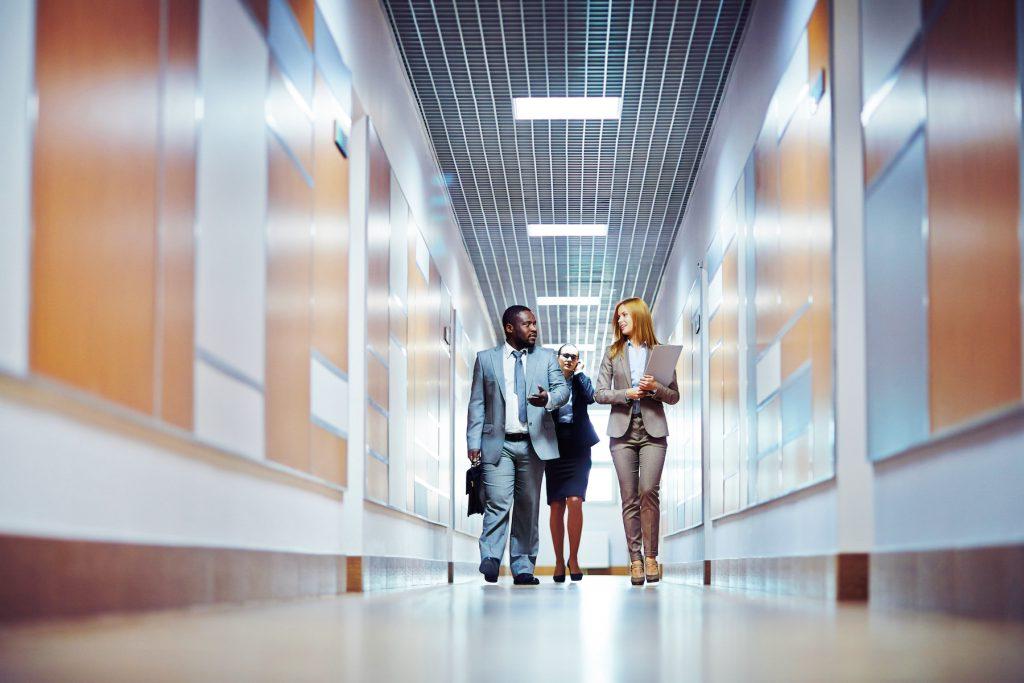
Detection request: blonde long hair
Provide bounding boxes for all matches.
[608,297,659,359]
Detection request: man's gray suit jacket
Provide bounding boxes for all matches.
[466,344,570,465]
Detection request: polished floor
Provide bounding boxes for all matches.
[1,577,1023,682]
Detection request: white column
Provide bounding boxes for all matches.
[831,0,874,553]
[340,114,369,556]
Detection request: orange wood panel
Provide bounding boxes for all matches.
[926,0,1022,431]
[863,46,925,187]
[366,122,390,362]
[777,105,812,327]
[754,120,782,350]
[265,138,313,472]
[807,0,829,77]
[287,0,315,46]
[312,73,350,374]
[31,0,160,414]
[722,242,740,434]
[808,0,834,479]
[157,0,199,430]
[310,425,347,486]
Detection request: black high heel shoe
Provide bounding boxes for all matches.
[569,562,583,581]
[553,573,566,583]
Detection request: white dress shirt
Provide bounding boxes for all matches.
[502,343,555,434]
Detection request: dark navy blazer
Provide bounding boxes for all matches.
[557,373,601,454]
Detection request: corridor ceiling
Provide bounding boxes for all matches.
[382,0,751,355]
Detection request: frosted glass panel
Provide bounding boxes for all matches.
[0,0,33,375]
[781,365,813,444]
[861,0,921,102]
[195,0,268,383]
[865,133,929,459]
[310,356,348,435]
[194,358,265,460]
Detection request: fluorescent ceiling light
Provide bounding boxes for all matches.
[527,224,608,237]
[536,296,601,306]
[544,343,596,352]
[513,96,621,120]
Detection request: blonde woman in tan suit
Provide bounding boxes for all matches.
[595,297,679,586]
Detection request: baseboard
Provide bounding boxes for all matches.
[0,533,346,622]
[449,561,479,584]
[344,555,449,592]
[662,554,868,601]
[662,560,710,586]
[871,544,1024,621]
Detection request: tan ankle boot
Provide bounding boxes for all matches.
[630,560,645,586]
[645,557,660,583]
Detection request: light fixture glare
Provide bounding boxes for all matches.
[513,96,621,120]
[536,296,602,307]
[527,224,609,237]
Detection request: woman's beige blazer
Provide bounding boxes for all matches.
[594,345,680,438]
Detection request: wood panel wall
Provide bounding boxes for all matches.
[926,0,1022,430]
[158,0,200,430]
[31,0,163,414]
[365,121,391,503]
[310,71,350,486]
[861,0,1023,457]
[265,136,313,472]
[28,0,356,489]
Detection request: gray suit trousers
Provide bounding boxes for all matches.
[478,437,545,576]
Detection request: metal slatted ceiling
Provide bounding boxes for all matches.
[382,0,751,356]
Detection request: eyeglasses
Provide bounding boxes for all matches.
[560,353,578,361]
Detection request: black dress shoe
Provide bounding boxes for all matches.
[479,557,499,583]
[570,572,584,582]
[513,573,540,585]
[553,573,566,583]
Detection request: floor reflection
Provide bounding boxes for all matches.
[1,577,1022,681]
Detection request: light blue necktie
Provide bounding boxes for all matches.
[512,349,527,424]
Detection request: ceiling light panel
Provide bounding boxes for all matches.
[537,296,602,307]
[513,96,621,120]
[528,224,608,237]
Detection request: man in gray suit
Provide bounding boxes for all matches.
[467,305,569,585]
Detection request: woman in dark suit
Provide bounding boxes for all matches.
[546,343,600,583]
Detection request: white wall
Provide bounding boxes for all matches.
[873,412,1024,551]
[0,396,346,553]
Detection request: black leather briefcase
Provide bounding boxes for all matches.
[466,463,485,516]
